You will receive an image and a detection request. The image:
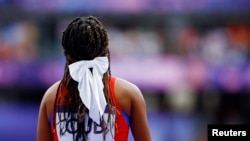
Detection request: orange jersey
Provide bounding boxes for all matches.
[50,77,130,141]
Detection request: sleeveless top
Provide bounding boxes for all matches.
[50,77,130,141]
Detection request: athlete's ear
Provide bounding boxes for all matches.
[64,50,76,62]
[63,50,68,56]
[63,50,70,61]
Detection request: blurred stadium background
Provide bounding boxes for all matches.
[1,0,250,141]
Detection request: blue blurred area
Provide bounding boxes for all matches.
[0,101,39,141]
[1,0,250,13]
[1,1,250,141]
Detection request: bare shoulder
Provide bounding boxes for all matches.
[41,80,61,120]
[115,77,141,95]
[114,77,151,141]
[114,77,146,116]
[37,81,61,141]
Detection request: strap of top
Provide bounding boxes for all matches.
[109,76,130,141]
[109,76,121,111]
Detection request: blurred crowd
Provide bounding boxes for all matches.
[1,18,250,64]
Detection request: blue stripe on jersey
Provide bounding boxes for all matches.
[122,110,131,126]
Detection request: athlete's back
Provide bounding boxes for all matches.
[37,76,151,141]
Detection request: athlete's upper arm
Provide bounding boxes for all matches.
[116,78,152,141]
[37,81,60,141]
[129,84,152,141]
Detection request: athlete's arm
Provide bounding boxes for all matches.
[116,78,152,141]
[129,84,151,141]
[37,81,60,141]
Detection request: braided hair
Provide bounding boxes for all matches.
[57,16,114,141]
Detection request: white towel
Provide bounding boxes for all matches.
[69,57,109,125]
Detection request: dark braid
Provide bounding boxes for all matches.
[58,16,114,141]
